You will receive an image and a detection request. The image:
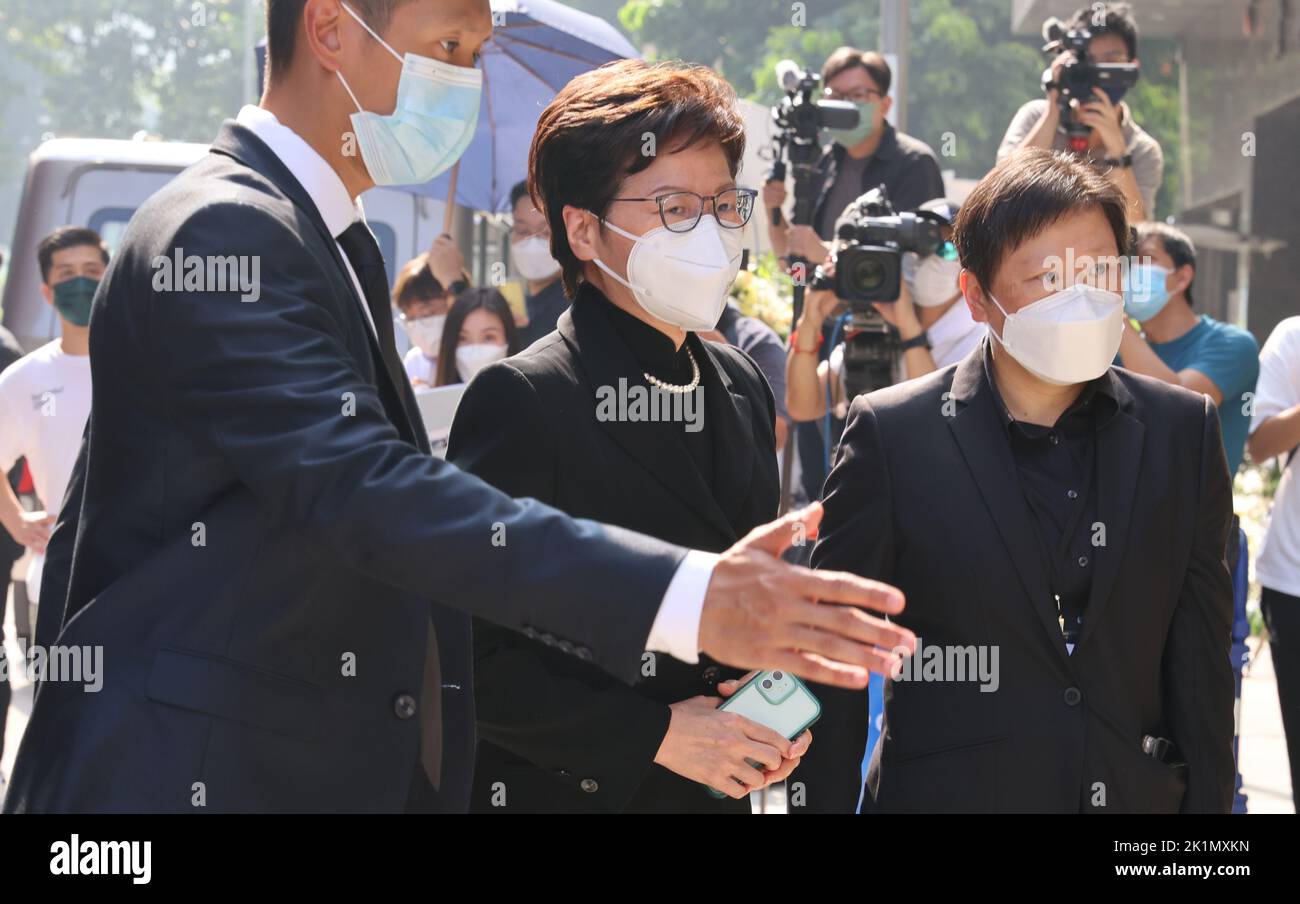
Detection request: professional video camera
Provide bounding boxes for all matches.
[808,186,944,400]
[815,186,945,307]
[766,60,859,233]
[1040,16,1140,150]
[764,63,861,514]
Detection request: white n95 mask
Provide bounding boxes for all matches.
[400,313,445,357]
[987,283,1124,386]
[591,213,745,332]
[456,342,507,382]
[911,256,962,308]
[512,235,561,281]
[336,2,482,186]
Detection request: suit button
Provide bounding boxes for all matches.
[1063,687,1083,706]
[558,639,576,655]
[579,778,599,793]
[701,665,721,689]
[575,646,593,661]
[393,694,417,719]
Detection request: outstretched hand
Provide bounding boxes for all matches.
[697,503,916,689]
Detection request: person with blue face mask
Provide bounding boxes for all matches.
[1118,221,1260,477]
[998,3,1163,222]
[6,0,911,817]
[763,47,944,274]
[763,46,944,510]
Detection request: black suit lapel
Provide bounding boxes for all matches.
[1078,374,1144,649]
[558,292,738,544]
[946,347,1071,666]
[696,339,758,536]
[208,121,426,452]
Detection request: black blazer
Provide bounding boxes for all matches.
[2,122,690,814]
[447,286,780,813]
[800,343,1235,814]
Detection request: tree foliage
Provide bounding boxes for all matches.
[613,0,1182,216]
[1,0,251,143]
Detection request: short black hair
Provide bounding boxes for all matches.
[954,148,1129,295]
[1135,221,1196,306]
[1067,2,1138,61]
[821,46,892,96]
[529,59,745,298]
[37,226,109,284]
[266,0,407,83]
[510,180,531,211]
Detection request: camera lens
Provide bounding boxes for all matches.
[773,671,783,680]
[762,679,773,690]
[850,254,887,294]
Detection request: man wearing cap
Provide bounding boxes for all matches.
[786,198,984,424]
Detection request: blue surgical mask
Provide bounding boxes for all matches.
[1124,262,1172,321]
[336,2,482,186]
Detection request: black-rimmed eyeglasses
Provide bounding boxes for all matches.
[607,188,757,234]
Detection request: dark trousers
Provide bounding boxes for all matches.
[1261,586,1300,810]
[0,564,12,764]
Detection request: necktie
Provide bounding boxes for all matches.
[336,221,409,395]
[336,220,442,790]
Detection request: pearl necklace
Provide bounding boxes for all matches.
[643,345,701,394]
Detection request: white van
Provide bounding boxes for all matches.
[1,136,456,353]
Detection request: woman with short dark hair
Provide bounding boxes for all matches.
[448,59,809,813]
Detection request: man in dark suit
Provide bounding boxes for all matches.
[798,148,1235,814]
[3,0,909,814]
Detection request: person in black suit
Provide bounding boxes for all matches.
[450,60,897,813]
[3,0,911,814]
[798,148,1235,814]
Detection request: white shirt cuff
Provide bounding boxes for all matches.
[645,549,717,665]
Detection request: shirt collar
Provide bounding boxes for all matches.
[980,337,1119,434]
[235,105,364,239]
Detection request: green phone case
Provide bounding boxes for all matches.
[705,670,822,798]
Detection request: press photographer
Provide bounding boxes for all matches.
[786,194,982,423]
[765,48,944,268]
[998,2,1163,220]
[765,48,944,502]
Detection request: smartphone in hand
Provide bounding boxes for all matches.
[707,670,821,797]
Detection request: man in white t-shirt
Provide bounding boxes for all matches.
[0,226,104,609]
[1247,315,1300,809]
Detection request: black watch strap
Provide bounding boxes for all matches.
[899,331,930,352]
[1103,152,1134,169]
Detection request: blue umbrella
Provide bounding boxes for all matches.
[415,0,640,215]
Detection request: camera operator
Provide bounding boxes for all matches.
[786,198,982,422]
[998,3,1162,220]
[765,47,944,267]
